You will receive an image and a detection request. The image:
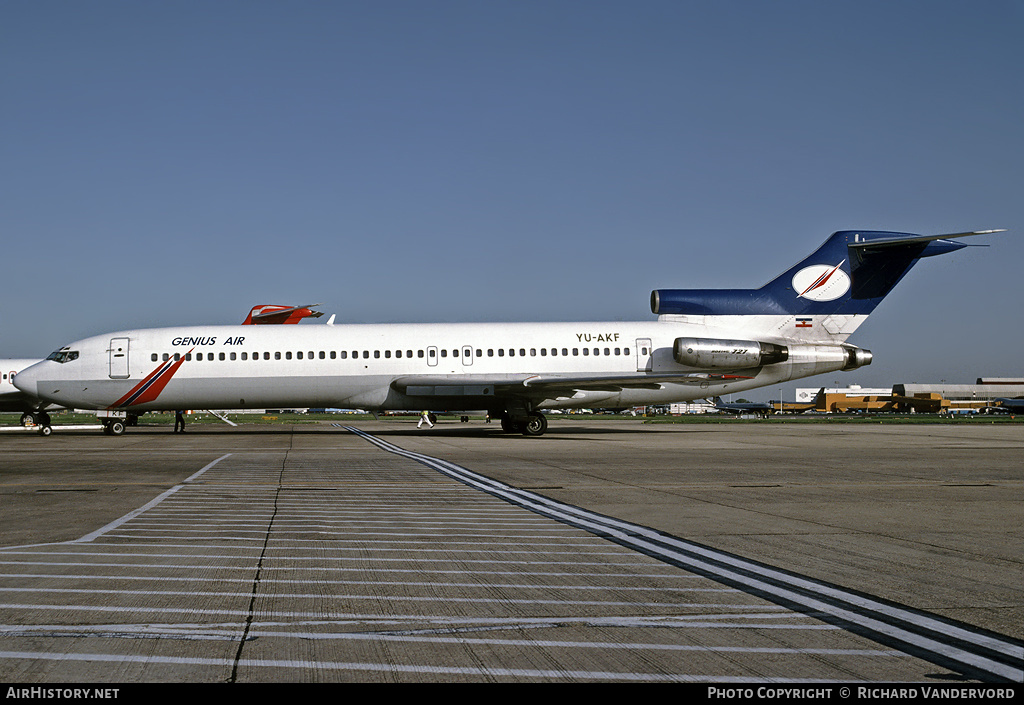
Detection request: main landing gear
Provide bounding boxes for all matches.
[21,411,51,427]
[499,411,548,437]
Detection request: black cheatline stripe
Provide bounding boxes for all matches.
[346,427,1023,682]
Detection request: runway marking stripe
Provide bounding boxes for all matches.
[0,574,733,593]
[345,427,1024,683]
[0,559,689,579]
[73,454,233,544]
[0,603,784,619]
[95,527,590,537]
[0,612,809,630]
[0,587,745,609]
[0,554,676,568]
[0,627,899,655]
[75,540,644,556]
[0,650,850,682]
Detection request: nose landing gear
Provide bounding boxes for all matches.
[102,420,126,436]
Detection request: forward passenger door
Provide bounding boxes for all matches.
[108,337,130,379]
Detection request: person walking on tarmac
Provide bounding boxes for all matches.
[417,410,434,429]
[174,410,186,433]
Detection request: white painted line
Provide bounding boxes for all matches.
[347,427,1024,683]
[0,650,842,682]
[0,573,736,593]
[75,454,233,544]
[0,586,750,609]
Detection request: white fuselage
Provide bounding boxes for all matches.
[15,318,855,413]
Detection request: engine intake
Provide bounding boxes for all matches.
[673,337,789,369]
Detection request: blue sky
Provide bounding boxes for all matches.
[2,1,1021,393]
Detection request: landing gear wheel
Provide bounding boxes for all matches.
[103,420,126,436]
[38,425,52,436]
[522,412,548,437]
[20,412,35,426]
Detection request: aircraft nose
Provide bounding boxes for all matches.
[12,363,41,395]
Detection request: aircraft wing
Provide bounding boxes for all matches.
[521,372,752,394]
[391,372,753,398]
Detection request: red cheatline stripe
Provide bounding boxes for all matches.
[109,349,192,408]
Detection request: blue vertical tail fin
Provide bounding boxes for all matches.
[651,230,1002,322]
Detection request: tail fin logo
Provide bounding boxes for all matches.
[792,261,850,302]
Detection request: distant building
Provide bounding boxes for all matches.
[793,379,1024,413]
[894,381,1024,408]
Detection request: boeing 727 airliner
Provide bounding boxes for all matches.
[13,229,1005,436]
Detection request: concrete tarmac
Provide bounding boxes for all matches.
[0,417,1020,683]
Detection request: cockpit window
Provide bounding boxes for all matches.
[46,349,79,363]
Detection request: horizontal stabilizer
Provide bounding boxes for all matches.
[848,230,1004,250]
[243,304,324,325]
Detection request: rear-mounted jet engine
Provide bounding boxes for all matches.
[673,337,789,369]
